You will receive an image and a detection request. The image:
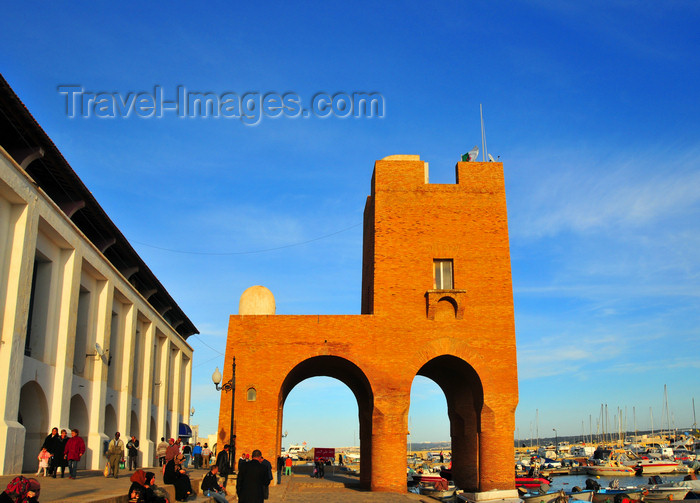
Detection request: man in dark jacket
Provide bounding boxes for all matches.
[215,444,230,487]
[127,436,139,470]
[236,450,270,503]
[41,428,62,478]
[201,465,227,503]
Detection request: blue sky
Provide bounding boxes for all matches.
[3,1,700,448]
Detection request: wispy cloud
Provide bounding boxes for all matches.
[510,149,700,239]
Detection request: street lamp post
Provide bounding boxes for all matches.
[553,428,558,454]
[212,357,236,471]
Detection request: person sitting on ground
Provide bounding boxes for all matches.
[0,476,40,503]
[201,465,228,503]
[144,471,169,503]
[163,454,193,502]
[129,470,149,503]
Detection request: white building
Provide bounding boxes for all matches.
[0,74,198,474]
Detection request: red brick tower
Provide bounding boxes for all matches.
[218,155,518,495]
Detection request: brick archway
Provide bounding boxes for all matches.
[218,156,518,495]
[416,355,483,491]
[279,355,374,488]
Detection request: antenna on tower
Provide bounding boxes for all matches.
[480,104,488,162]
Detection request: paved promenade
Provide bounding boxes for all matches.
[0,465,428,503]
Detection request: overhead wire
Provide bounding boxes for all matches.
[131,222,362,256]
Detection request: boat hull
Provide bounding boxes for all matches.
[521,490,595,503]
[591,489,644,503]
[516,476,553,489]
[635,462,688,475]
[586,466,636,477]
[644,487,690,502]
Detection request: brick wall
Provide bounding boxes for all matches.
[218,156,518,493]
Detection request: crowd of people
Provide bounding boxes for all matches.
[37,427,86,479]
[30,427,277,503]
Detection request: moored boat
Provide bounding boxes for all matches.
[590,488,645,503]
[634,459,689,475]
[643,485,690,502]
[516,475,553,490]
[520,489,594,503]
[519,489,568,503]
[418,480,457,500]
[643,476,694,502]
[586,458,636,477]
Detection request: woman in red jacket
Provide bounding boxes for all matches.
[64,429,86,479]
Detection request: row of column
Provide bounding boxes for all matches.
[0,154,193,474]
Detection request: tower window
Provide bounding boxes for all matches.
[433,259,453,289]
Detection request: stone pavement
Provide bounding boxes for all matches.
[0,465,430,503]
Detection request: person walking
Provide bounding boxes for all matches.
[182,443,191,469]
[276,455,283,484]
[107,432,125,479]
[201,465,228,503]
[41,427,62,478]
[127,436,139,471]
[64,429,86,479]
[236,449,270,503]
[284,455,293,476]
[215,444,230,488]
[57,429,69,478]
[201,443,212,468]
[192,442,202,470]
[36,448,50,476]
[156,438,169,467]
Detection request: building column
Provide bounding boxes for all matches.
[370,393,409,492]
[478,403,516,492]
[449,393,480,491]
[117,303,136,435]
[139,321,156,466]
[0,201,38,475]
[170,348,183,438]
[49,249,81,429]
[86,280,113,470]
[182,355,192,427]
[157,337,171,439]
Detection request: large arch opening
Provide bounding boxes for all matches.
[18,381,49,472]
[407,375,450,459]
[416,355,484,491]
[69,394,89,469]
[278,356,374,489]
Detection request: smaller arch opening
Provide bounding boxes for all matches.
[435,297,458,320]
[246,387,257,401]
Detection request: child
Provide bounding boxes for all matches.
[37,448,51,476]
